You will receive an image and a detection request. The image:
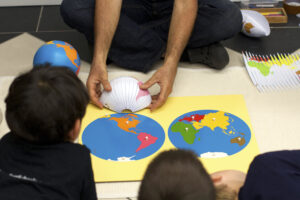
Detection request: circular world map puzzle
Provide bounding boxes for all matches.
[168,110,251,158]
[82,113,165,161]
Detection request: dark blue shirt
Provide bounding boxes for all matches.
[0,133,97,200]
[239,150,300,200]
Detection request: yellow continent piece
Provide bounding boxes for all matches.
[198,111,230,132]
[192,121,204,130]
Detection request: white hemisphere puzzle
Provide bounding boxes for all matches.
[100,76,151,113]
[241,10,270,37]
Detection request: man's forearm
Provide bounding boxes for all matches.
[164,0,198,67]
[93,0,122,65]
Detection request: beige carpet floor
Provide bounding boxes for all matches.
[1,33,300,199]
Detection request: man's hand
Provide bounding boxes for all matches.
[140,0,197,111]
[140,64,177,111]
[87,0,122,108]
[86,61,111,109]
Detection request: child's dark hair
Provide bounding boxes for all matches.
[5,66,89,144]
[138,149,216,200]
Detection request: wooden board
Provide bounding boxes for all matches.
[79,95,260,182]
[245,7,288,23]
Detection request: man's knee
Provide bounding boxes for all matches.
[60,0,77,28]
[209,2,242,41]
[189,1,242,47]
[223,3,243,37]
[60,0,93,26]
[60,0,95,39]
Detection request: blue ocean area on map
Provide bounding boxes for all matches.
[82,113,165,161]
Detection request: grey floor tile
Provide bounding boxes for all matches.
[223,28,300,54]
[0,6,41,32]
[38,6,73,31]
[0,33,22,44]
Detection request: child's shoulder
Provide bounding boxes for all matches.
[0,132,18,148]
[0,132,91,162]
[0,132,12,142]
[60,141,91,157]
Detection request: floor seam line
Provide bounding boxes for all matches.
[36,6,44,32]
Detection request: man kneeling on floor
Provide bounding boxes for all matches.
[60,0,242,111]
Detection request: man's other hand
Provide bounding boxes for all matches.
[86,62,111,109]
[140,64,177,111]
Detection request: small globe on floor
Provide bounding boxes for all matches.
[33,40,80,75]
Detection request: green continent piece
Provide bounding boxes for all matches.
[248,61,270,76]
[171,122,198,144]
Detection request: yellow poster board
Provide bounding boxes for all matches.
[79,95,259,182]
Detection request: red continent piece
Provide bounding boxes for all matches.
[179,114,205,122]
[136,132,158,152]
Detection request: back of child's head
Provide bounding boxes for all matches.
[138,149,216,200]
[5,66,89,144]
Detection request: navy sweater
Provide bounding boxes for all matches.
[0,133,97,200]
[239,150,300,200]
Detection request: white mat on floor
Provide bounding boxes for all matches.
[1,33,300,199]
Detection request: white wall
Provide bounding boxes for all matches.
[0,0,62,7]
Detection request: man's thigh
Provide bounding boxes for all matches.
[187,0,242,48]
[61,0,152,27]
[121,0,153,25]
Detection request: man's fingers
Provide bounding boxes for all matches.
[150,91,168,111]
[86,78,104,109]
[140,77,157,90]
[92,97,104,109]
[89,88,104,109]
[151,94,159,101]
[151,97,166,111]
[150,81,170,111]
[102,80,112,91]
[88,83,103,108]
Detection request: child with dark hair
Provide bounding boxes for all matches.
[139,149,246,200]
[138,149,216,200]
[0,66,97,200]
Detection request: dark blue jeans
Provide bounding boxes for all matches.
[61,0,242,72]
